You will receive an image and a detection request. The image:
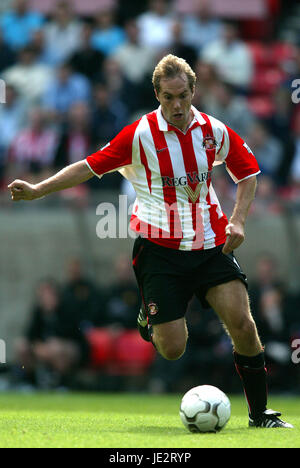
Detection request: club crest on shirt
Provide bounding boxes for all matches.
[148,302,158,316]
[202,135,217,150]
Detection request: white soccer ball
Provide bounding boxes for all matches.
[179,385,231,433]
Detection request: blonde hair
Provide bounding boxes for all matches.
[152,54,196,94]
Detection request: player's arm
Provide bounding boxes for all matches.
[222,175,257,254]
[220,125,260,255]
[8,160,93,202]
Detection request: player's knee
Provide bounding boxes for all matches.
[231,316,259,345]
[153,318,188,361]
[159,341,186,361]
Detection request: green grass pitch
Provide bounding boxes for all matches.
[0,392,299,448]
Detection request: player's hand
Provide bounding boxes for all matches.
[8,180,39,202]
[222,222,245,255]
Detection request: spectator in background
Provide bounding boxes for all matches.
[252,175,282,215]
[112,19,156,85]
[165,20,198,70]
[280,110,300,192]
[60,257,104,330]
[0,0,44,51]
[0,84,27,184]
[105,254,140,329]
[249,255,295,391]
[180,1,224,55]
[91,81,129,148]
[201,21,254,91]
[54,102,92,169]
[2,45,53,107]
[192,60,220,110]
[137,0,175,52]
[97,57,139,114]
[247,121,284,182]
[266,87,293,144]
[69,22,105,82]
[0,27,16,72]
[91,8,125,57]
[7,106,58,183]
[42,62,91,122]
[13,278,90,389]
[42,0,83,66]
[29,28,48,64]
[204,81,256,139]
[250,254,284,297]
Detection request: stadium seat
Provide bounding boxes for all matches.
[247,95,274,118]
[86,328,115,367]
[272,42,296,66]
[86,328,156,376]
[247,42,276,68]
[108,330,156,376]
[251,67,285,95]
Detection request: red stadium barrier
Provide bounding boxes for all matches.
[86,328,156,376]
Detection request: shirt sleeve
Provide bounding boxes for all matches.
[85,121,138,178]
[222,125,261,183]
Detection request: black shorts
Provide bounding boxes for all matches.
[132,236,248,325]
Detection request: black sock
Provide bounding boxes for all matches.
[234,351,268,420]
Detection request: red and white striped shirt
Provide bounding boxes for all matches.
[85,105,260,251]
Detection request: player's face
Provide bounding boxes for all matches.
[156,74,194,132]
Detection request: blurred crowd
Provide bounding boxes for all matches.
[1,0,300,393]
[0,0,299,208]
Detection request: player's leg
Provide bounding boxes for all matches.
[206,279,293,428]
[205,279,262,356]
[133,237,193,361]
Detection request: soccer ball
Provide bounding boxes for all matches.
[179,385,231,433]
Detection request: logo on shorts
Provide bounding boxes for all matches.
[148,302,158,316]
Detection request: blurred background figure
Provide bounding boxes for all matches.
[112,19,156,85]
[6,105,58,183]
[201,20,254,92]
[203,81,256,139]
[69,22,105,82]
[42,0,83,66]
[247,121,284,182]
[91,8,125,57]
[0,0,44,51]
[180,1,224,55]
[42,62,91,122]
[97,57,139,114]
[2,45,53,106]
[137,0,175,52]
[192,60,220,110]
[0,83,27,185]
[105,253,140,330]
[165,20,198,69]
[59,257,105,331]
[0,26,17,72]
[91,81,128,148]
[281,110,300,195]
[13,278,89,390]
[249,254,297,392]
[54,101,92,169]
